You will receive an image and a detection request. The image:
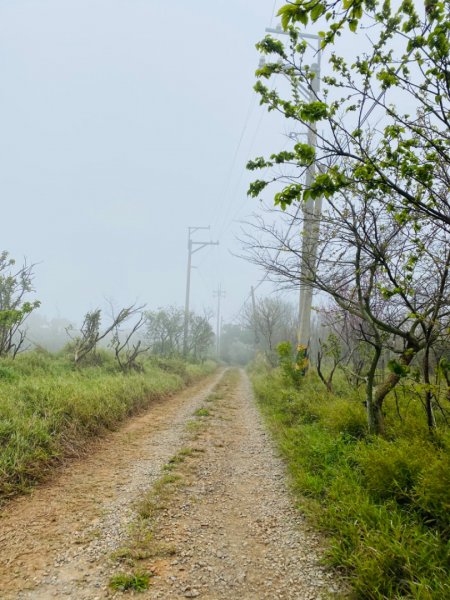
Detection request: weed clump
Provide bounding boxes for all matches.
[109,571,152,591]
[194,407,210,417]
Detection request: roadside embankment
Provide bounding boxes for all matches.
[0,351,216,502]
[250,364,450,599]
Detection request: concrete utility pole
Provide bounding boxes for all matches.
[298,61,321,350]
[250,285,259,348]
[213,284,226,358]
[264,24,322,353]
[183,227,219,356]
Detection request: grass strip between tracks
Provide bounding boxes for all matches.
[108,369,239,592]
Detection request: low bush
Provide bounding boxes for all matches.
[109,571,152,591]
[316,396,367,439]
[185,360,216,382]
[355,438,434,504]
[149,356,216,385]
[414,450,450,536]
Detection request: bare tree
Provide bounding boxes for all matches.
[316,332,350,393]
[68,304,144,365]
[242,296,296,366]
[110,312,149,372]
[242,190,450,434]
[317,306,375,388]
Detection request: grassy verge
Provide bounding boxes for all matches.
[250,364,450,600]
[0,350,216,502]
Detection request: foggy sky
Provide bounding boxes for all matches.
[1,0,293,326]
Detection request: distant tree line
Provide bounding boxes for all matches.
[0,253,214,371]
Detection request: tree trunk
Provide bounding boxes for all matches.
[366,345,382,435]
[367,400,385,436]
[317,350,332,392]
[423,344,436,432]
[371,345,418,435]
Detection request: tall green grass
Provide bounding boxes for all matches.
[0,351,216,501]
[251,365,450,599]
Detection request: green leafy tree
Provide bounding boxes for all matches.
[0,252,40,358]
[249,0,450,229]
[145,306,214,360]
[247,1,450,434]
[145,306,185,357]
[187,312,215,361]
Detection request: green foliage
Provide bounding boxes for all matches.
[414,449,450,536]
[0,252,40,358]
[317,396,367,439]
[194,407,210,417]
[109,571,152,592]
[277,341,309,387]
[251,367,450,598]
[355,438,434,503]
[0,365,17,382]
[249,0,450,239]
[145,306,214,360]
[256,35,287,58]
[387,358,410,378]
[150,356,216,385]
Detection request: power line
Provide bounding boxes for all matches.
[215,77,280,243]
[216,106,267,241]
[270,0,278,26]
[210,93,258,233]
[197,2,283,280]
[219,136,291,241]
[211,0,282,242]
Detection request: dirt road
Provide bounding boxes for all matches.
[0,370,342,599]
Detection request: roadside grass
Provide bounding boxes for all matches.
[0,351,216,503]
[250,366,450,600]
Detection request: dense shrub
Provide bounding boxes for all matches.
[355,438,433,503]
[414,452,450,536]
[277,341,306,387]
[316,396,367,439]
